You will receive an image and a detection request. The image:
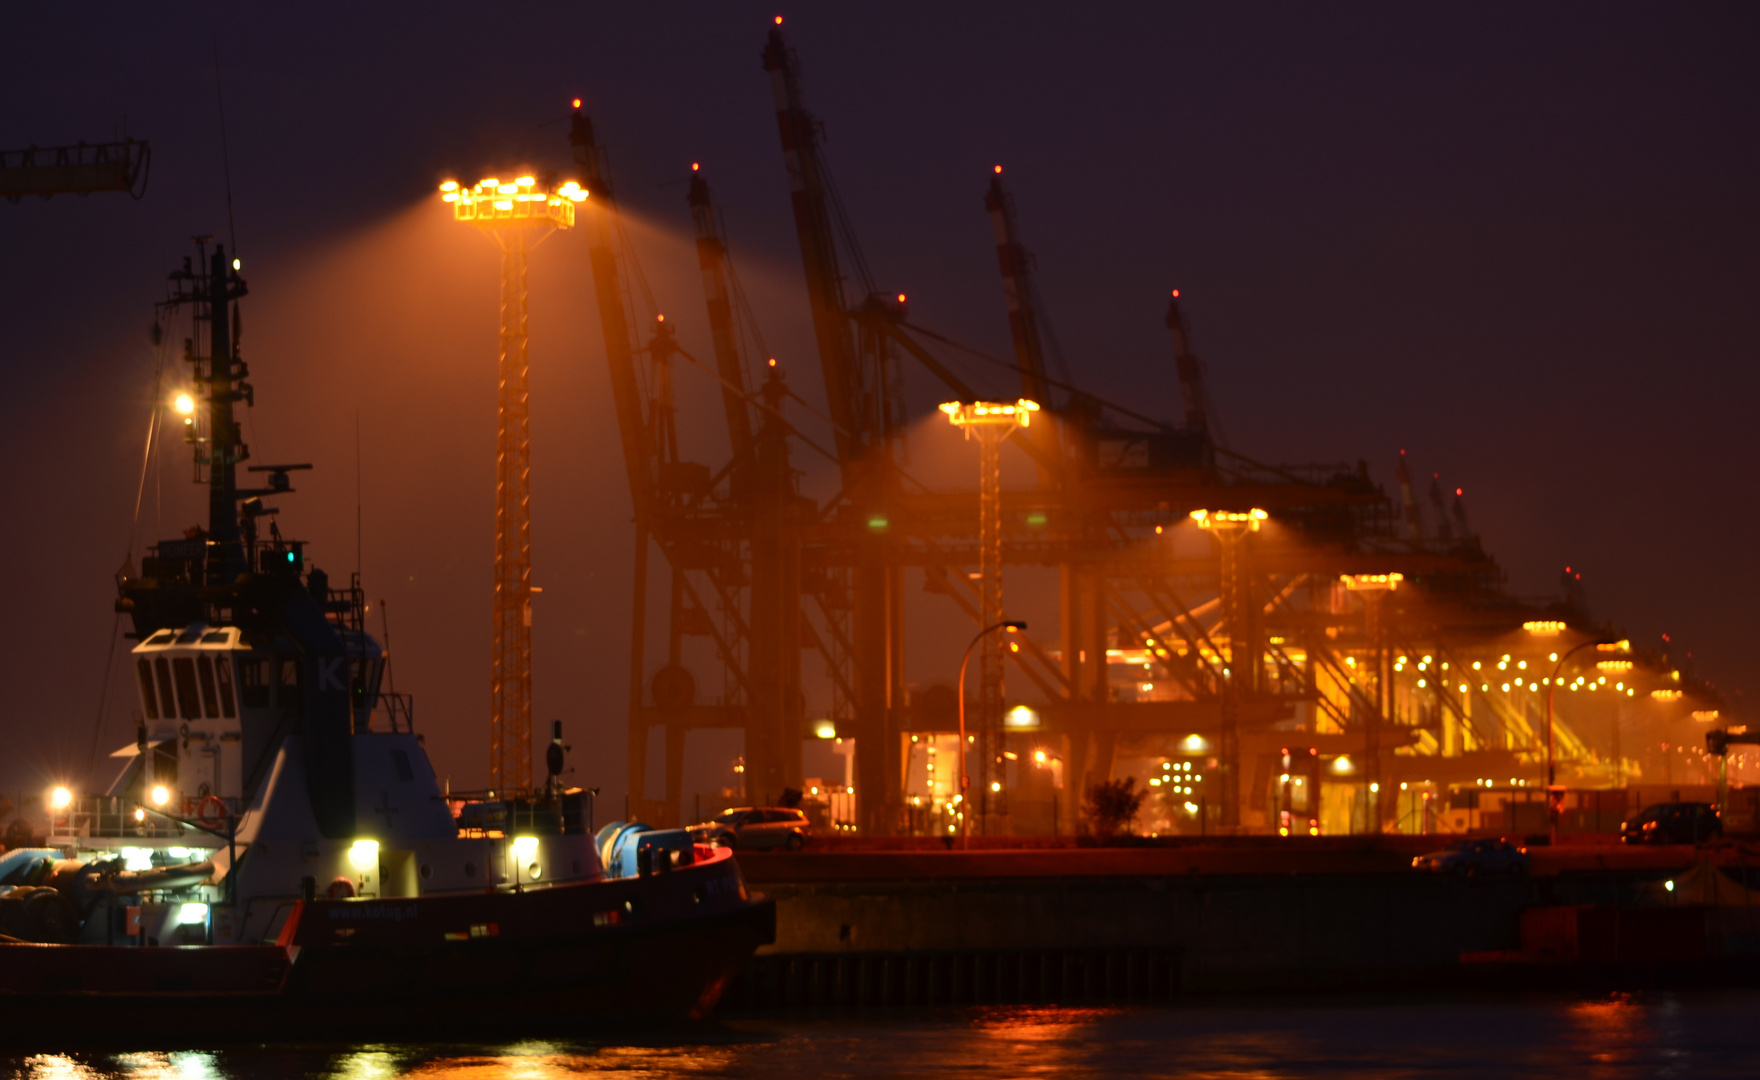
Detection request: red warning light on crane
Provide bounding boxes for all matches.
[774,15,783,24]
[657,314,666,323]
[572,98,582,109]
[768,358,777,367]
[897,293,906,304]
[993,165,1002,174]
[691,162,700,172]
[1171,289,1181,298]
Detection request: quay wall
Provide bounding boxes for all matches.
[719,845,1662,1005]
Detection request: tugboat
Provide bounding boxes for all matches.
[0,241,772,1042]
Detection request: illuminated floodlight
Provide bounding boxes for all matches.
[1693,710,1720,722]
[149,784,171,807]
[1182,733,1209,753]
[173,392,196,416]
[939,398,1041,429]
[1190,508,1268,532]
[1523,620,1566,635]
[441,176,583,228]
[1652,689,1683,701]
[1330,755,1355,775]
[512,835,540,861]
[348,839,380,873]
[49,786,72,811]
[1340,572,1403,591]
[812,719,837,739]
[1003,705,1041,730]
[176,903,209,926]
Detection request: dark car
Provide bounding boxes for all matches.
[1412,838,1530,874]
[690,807,812,851]
[1621,802,1721,845]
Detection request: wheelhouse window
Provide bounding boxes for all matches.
[196,656,221,719]
[136,659,160,720]
[214,656,236,717]
[172,657,202,720]
[277,657,303,709]
[153,658,177,721]
[238,657,270,709]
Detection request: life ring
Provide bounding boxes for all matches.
[196,795,228,828]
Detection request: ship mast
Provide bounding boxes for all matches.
[163,240,251,576]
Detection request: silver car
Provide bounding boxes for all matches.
[691,807,811,851]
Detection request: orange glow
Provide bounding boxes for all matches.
[657,314,665,322]
[1171,288,1180,298]
[993,165,1002,174]
[774,14,783,24]
[896,292,906,303]
[691,162,700,171]
[572,98,581,109]
[768,358,777,367]
[1154,525,1164,535]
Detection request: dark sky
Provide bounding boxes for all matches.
[2,3,1755,812]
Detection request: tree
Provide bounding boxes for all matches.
[1082,777,1146,841]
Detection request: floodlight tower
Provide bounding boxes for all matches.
[1191,508,1268,831]
[440,174,585,792]
[940,399,1039,826]
[1340,572,1403,833]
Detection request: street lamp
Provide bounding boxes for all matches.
[956,619,1026,848]
[1545,636,1619,842]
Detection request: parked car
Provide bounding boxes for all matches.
[1621,802,1722,845]
[1412,838,1530,874]
[691,807,812,851]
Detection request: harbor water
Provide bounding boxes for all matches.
[9,991,1760,1078]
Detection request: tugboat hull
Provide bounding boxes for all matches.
[0,852,773,1044]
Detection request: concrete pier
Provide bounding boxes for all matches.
[718,840,1740,1007]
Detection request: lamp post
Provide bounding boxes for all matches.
[1544,636,1618,842]
[956,619,1027,848]
[941,399,1039,829]
[1191,508,1267,831]
[440,174,584,792]
[1340,573,1403,834]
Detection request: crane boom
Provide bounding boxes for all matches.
[984,172,1063,488]
[0,139,149,201]
[762,27,865,470]
[687,172,757,468]
[569,104,654,522]
[1164,290,1209,434]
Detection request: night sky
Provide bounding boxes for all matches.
[1,3,1755,813]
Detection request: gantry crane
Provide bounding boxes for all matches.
[577,24,1698,835]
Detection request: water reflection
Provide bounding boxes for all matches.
[7,994,1760,1079]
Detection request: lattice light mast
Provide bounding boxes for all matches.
[1340,571,1403,834]
[940,399,1039,826]
[1191,508,1269,831]
[440,174,584,792]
